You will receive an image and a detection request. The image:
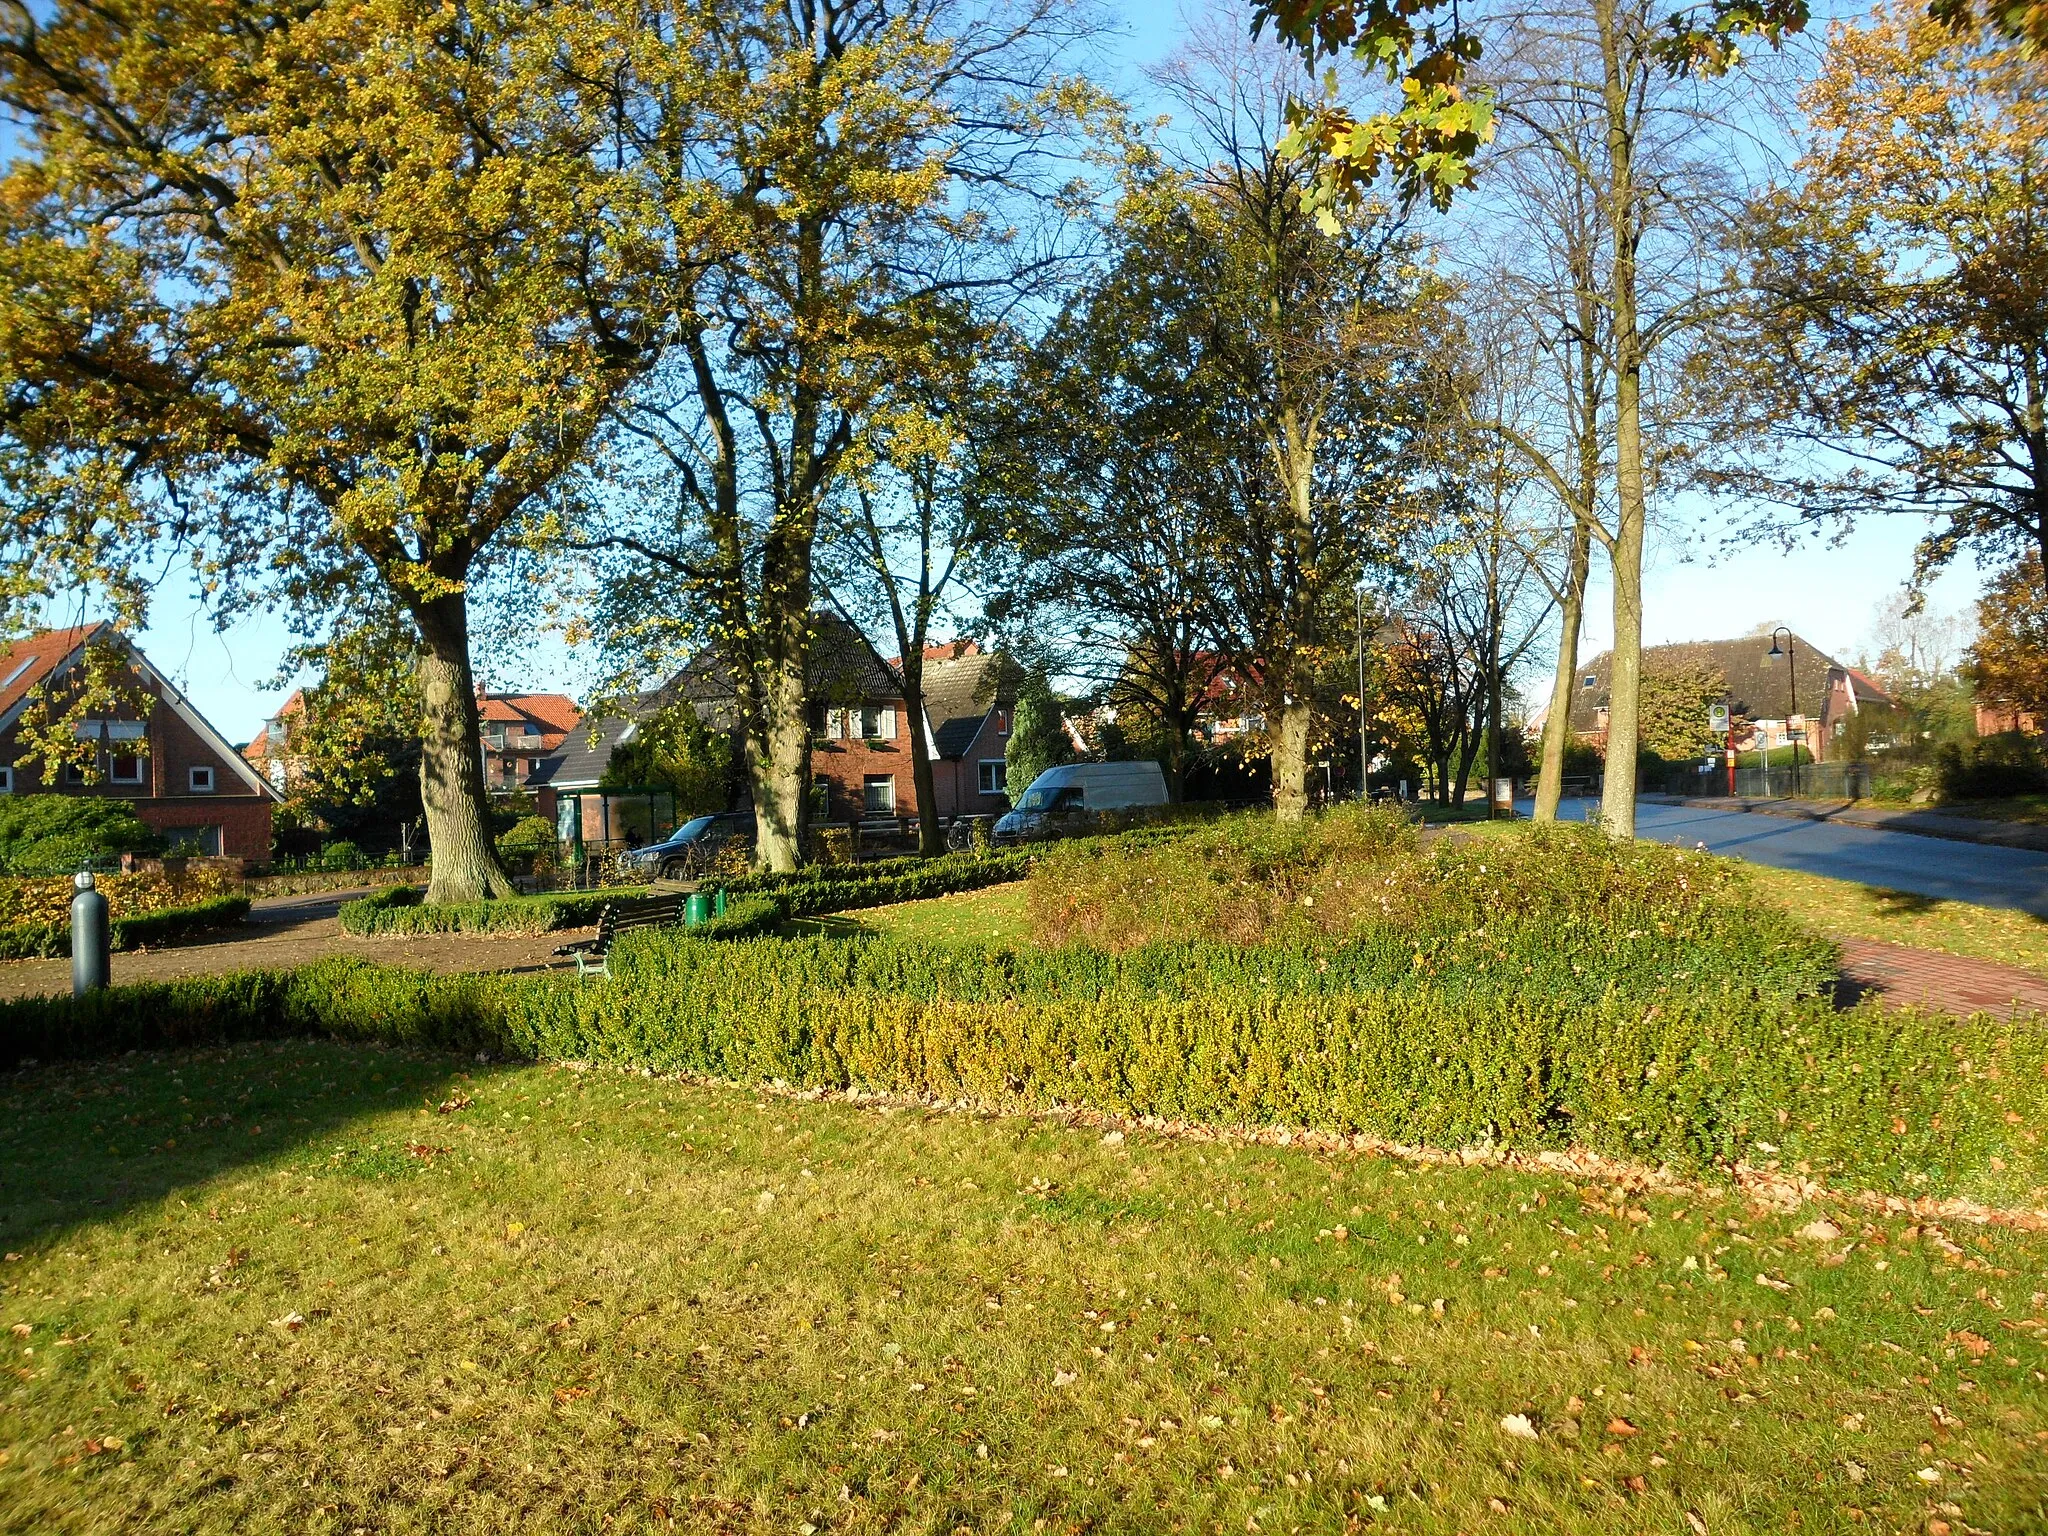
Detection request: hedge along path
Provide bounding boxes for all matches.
[334,849,1039,936]
[3,933,2043,1213]
[579,1056,2048,1237]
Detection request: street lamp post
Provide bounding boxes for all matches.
[1355,583,1370,801]
[1766,627,1800,799]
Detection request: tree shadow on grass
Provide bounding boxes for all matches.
[1867,887,1943,917]
[0,1038,481,1255]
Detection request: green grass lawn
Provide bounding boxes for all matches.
[1718,866,2048,980]
[786,880,1034,945]
[4,1040,2044,1533]
[1457,819,2048,978]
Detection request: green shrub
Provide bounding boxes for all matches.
[1027,810,1833,1004]
[318,839,365,872]
[336,885,619,937]
[1937,733,2048,800]
[0,796,162,875]
[0,893,251,960]
[0,945,2038,1206]
[496,815,561,874]
[339,848,1042,937]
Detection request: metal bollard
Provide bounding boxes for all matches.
[71,870,110,996]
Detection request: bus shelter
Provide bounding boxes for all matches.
[555,787,676,884]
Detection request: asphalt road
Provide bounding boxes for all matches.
[1536,796,2048,917]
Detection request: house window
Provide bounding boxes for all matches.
[0,656,34,690]
[110,753,144,785]
[997,710,1010,736]
[860,704,893,740]
[63,762,86,785]
[1581,674,1597,690]
[189,765,215,793]
[0,766,12,794]
[165,825,222,856]
[862,775,896,815]
[978,759,1007,796]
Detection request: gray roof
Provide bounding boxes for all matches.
[923,651,1018,760]
[531,716,635,791]
[629,618,1019,762]
[1568,633,1891,732]
[671,614,896,706]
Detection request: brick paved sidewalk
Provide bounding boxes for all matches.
[1837,937,2048,1016]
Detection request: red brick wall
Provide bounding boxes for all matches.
[934,712,1013,821]
[0,649,274,859]
[133,797,273,861]
[812,704,915,821]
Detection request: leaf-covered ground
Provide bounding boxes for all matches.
[2,1041,2043,1534]
[1738,864,2048,979]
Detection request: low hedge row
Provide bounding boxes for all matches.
[337,849,1036,937]
[0,894,253,960]
[1,945,2039,1205]
[336,885,625,938]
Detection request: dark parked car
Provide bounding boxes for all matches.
[614,813,754,880]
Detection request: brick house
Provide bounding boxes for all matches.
[802,640,1021,825]
[242,688,308,794]
[1568,633,1895,762]
[0,624,279,860]
[664,619,1021,827]
[479,693,581,799]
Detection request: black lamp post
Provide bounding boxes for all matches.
[1766,627,1799,798]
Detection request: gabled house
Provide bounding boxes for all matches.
[0,623,279,860]
[242,689,309,795]
[479,692,581,797]
[1568,633,1895,762]
[652,618,1022,826]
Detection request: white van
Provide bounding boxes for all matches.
[993,761,1169,843]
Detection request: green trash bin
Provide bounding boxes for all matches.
[685,891,712,928]
[713,887,727,917]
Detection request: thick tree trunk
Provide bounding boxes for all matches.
[750,646,810,873]
[900,657,943,857]
[1270,698,1313,822]
[1534,519,1593,822]
[413,594,516,904]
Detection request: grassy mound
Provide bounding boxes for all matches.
[1029,809,1836,1006]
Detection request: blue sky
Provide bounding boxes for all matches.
[118,0,1982,744]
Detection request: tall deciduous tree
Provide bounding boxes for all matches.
[1145,28,1457,821]
[0,0,649,899]
[819,377,1005,856]
[1702,2,2048,598]
[1972,554,2048,722]
[576,0,1103,871]
[992,200,1230,804]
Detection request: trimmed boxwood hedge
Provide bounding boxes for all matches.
[2,924,2041,1205]
[0,894,252,960]
[337,849,1037,937]
[336,885,625,938]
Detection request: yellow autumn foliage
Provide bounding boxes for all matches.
[0,868,240,930]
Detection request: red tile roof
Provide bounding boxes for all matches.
[0,623,107,718]
[478,692,581,748]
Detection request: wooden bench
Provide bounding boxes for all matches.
[552,893,689,979]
